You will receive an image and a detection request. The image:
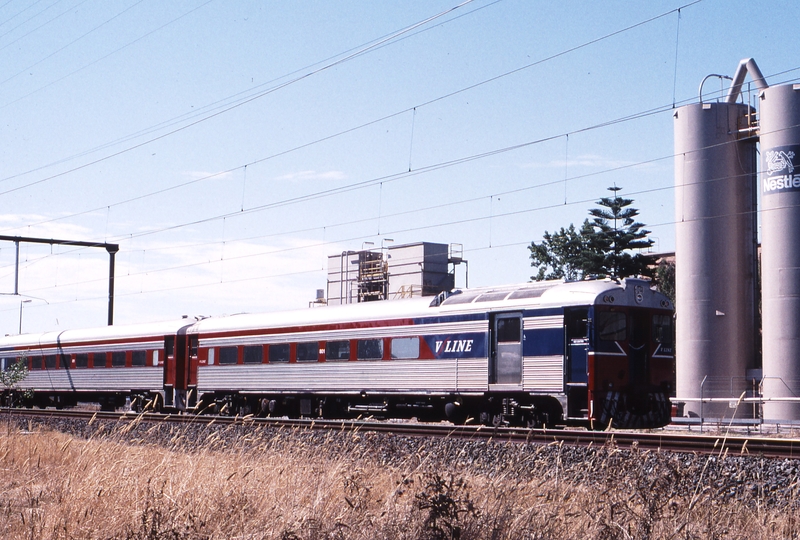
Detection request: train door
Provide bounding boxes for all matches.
[187,334,199,408]
[628,308,649,387]
[163,334,175,406]
[564,307,589,419]
[163,324,195,411]
[489,312,523,386]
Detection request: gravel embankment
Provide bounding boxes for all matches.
[11,414,800,510]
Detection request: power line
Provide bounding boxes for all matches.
[0,0,499,187]
[0,0,148,88]
[0,0,477,194]
[11,113,800,300]
[0,0,699,206]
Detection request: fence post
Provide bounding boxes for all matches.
[700,375,707,433]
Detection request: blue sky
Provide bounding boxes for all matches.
[0,0,798,333]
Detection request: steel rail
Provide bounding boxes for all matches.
[3,408,798,459]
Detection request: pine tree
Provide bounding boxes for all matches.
[586,186,654,278]
[529,186,655,281]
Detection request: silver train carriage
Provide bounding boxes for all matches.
[0,278,674,429]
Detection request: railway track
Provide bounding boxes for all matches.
[3,407,799,459]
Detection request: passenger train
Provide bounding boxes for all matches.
[0,278,674,429]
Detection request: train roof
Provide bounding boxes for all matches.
[187,277,670,334]
[0,318,193,351]
[0,278,671,349]
[440,277,668,310]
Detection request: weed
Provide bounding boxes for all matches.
[415,473,478,539]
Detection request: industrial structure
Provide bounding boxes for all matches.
[675,58,800,421]
[326,242,464,305]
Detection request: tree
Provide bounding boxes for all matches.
[654,259,675,305]
[586,186,654,278]
[529,186,655,281]
[1,358,29,407]
[528,221,595,281]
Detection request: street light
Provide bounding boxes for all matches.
[19,299,31,335]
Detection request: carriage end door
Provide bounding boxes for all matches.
[490,313,523,387]
[565,307,589,418]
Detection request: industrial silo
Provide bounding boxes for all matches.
[759,82,800,421]
[674,72,759,418]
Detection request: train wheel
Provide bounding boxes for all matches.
[444,401,468,424]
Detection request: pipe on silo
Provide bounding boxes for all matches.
[674,101,758,418]
[759,83,800,421]
[725,58,768,104]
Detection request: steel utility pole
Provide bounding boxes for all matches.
[0,235,120,325]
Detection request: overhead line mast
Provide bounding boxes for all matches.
[0,235,119,326]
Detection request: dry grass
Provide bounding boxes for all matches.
[1,417,799,539]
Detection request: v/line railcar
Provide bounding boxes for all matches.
[0,278,674,429]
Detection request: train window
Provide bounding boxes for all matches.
[391,337,419,359]
[652,314,674,345]
[567,315,588,339]
[112,351,126,367]
[441,291,481,305]
[508,287,549,300]
[189,337,199,358]
[28,357,42,370]
[325,340,350,361]
[94,355,106,368]
[75,354,89,368]
[165,336,175,357]
[357,339,383,360]
[152,350,159,366]
[60,355,70,368]
[4,358,25,370]
[269,344,290,363]
[132,351,147,367]
[497,317,521,343]
[296,342,319,362]
[243,345,263,364]
[476,291,512,303]
[219,347,238,365]
[597,311,627,341]
[44,355,57,369]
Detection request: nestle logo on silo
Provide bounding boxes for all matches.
[763,147,800,194]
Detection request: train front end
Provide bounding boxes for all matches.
[585,279,674,429]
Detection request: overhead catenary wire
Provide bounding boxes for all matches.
[7,162,761,298]
[0,0,148,88]
[0,1,720,316]
[0,0,700,206]
[5,181,758,311]
[10,108,800,305]
[0,0,500,185]
[0,0,478,195]
[5,88,799,295]
[0,0,84,49]
[8,1,800,324]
